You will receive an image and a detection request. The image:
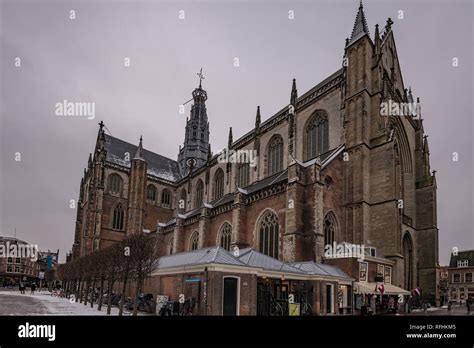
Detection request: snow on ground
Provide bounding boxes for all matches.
[0,290,146,316]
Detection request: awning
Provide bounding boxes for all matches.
[354,282,410,296]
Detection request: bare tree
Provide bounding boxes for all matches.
[104,244,121,315]
[96,250,108,312]
[130,233,159,316]
[118,238,133,316]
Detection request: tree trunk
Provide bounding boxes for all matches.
[133,279,140,316]
[78,280,84,303]
[106,280,115,315]
[98,278,105,311]
[119,275,129,316]
[84,279,89,306]
[90,279,96,308]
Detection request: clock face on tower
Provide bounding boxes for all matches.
[186,158,197,168]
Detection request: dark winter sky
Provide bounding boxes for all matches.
[0,0,472,263]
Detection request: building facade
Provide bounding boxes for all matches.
[70,2,439,304]
[149,246,353,316]
[447,250,474,304]
[0,236,58,286]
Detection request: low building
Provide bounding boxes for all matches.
[448,250,474,304]
[148,246,353,316]
[0,236,39,285]
[324,248,410,314]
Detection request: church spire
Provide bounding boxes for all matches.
[95,120,106,152]
[347,0,370,47]
[255,106,261,128]
[178,71,211,175]
[228,127,233,149]
[290,78,298,106]
[134,136,145,161]
[374,23,381,56]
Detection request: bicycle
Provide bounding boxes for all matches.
[179,299,194,316]
[301,302,313,316]
[270,300,284,316]
[51,289,64,297]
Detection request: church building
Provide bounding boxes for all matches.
[70,2,439,308]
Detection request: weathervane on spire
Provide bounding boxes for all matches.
[197,67,205,88]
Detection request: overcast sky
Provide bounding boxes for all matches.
[0,0,472,264]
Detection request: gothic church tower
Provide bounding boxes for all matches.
[178,79,210,175]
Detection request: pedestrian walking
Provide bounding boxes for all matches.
[422,301,428,314]
[19,281,25,294]
[31,282,36,295]
[448,301,452,312]
[467,298,471,314]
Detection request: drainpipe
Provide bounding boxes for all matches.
[204,267,208,315]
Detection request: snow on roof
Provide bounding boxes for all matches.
[154,246,246,269]
[291,261,351,279]
[104,134,182,182]
[153,246,351,280]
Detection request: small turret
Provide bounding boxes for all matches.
[255,106,261,131]
[290,78,298,107]
[228,127,233,150]
[134,136,145,161]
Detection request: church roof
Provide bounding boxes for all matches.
[291,261,350,278]
[103,134,182,182]
[153,246,246,269]
[238,248,305,274]
[242,169,288,194]
[152,246,352,281]
[232,69,344,149]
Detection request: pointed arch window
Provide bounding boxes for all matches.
[219,223,232,251]
[161,189,171,207]
[305,111,329,161]
[146,184,157,202]
[267,136,284,176]
[213,169,224,200]
[190,231,199,251]
[324,212,337,247]
[112,203,125,231]
[258,210,280,259]
[237,163,250,188]
[194,180,204,208]
[107,173,123,195]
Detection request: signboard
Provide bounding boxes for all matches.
[289,303,300,316]
[185,278,200,283]
[38,272,45,279]
[155,295,169,315]
[47,255,53,270]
